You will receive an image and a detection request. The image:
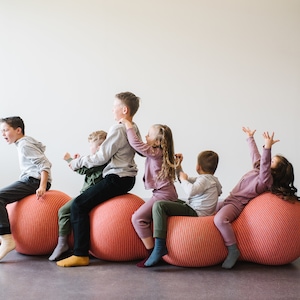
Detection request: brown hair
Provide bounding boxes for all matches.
[115,92,140,117]
[198,150,219,174]
[271,155,299,203]
[88,130,107,146]
[153,124,176,182]
[0,116,25,135]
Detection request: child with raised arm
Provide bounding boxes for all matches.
[49,130,107,261]
[56,91,140,267]
[144,150,222,267]
[214,127,299,269]
[0,116,52,261]
[121,119,178,267]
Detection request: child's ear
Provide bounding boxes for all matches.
[196,164,201,173]
[122,105,129,115]
[16,127,23,135]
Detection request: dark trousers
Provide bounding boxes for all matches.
[0,178,51,235]
[70,174,135,256]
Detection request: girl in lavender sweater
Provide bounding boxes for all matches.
[214,127,298,269]
[121,119,178,267]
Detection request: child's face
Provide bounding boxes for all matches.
[271,156,279,169]
[89,141,100,155]
[145,126,160,147]
[113,98,127,122]
[0,122,22,144]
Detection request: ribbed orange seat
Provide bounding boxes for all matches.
[164,193,300,267]
[89,193,148,261]
[7,190,72,255]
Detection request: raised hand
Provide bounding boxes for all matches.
[263,131,280,149]
[242,127,256,137]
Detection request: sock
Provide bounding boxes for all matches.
[136,248,153,268]
[144,238,168,267]
[56,255,89,267]
[222,244,240,269]
[0,234,16,260]
[49,236,69,261]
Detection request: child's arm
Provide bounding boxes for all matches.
[36,170,49,199]
[64,152,89,174]
[175,153,183,182]
[258,131,279,190]
[242,127,261,165]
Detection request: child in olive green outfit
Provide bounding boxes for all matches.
[49,130,107,261]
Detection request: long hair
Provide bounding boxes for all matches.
[271,155,299,203]
[154,124,176,182]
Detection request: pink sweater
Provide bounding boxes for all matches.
[223,137,273,210]
[127,127,175,191]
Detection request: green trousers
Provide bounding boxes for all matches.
[58,198,74,236]
[152,200,198,239]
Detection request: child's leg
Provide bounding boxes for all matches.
[132,198,156,249]
[57,175,135,267]
[0,180,39,261]
[0,180,39,235]
[49,199,74,261]
[133,187,178,268]
[214,203,241,269]
[145,200,197,267]
[58,199,74,236]
[132,187,178,249]
[132,198,156,267]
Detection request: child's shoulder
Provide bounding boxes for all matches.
[16,136,45,151]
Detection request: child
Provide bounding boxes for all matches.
[144,150,222,267]
[121,120,178,268]
[49,130,107,261]
[56,91,141,267]
[214,127,299,269]
[0,116,52,260]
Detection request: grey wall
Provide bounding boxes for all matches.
[1,0,299,200]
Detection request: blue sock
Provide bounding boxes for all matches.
[144,238,168,267]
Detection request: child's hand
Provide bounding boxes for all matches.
[263,131,280,149]
[175,153,183,165]
[242,127,256,137]
[119,118,133,129]
[63,152,71,161]
[73,153,80,159]
[36,186,46,200]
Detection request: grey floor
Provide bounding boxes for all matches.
[1,250,300,300]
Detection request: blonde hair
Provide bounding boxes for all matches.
[153,124,176,182]
[88,130,107,146]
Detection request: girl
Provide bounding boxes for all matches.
[121,120,178,267]
[214,127,299,269]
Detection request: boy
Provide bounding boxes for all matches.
[49,130,107,261]
[0,116,52,260]
[57,91,141,267]
[144,150,222,267]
